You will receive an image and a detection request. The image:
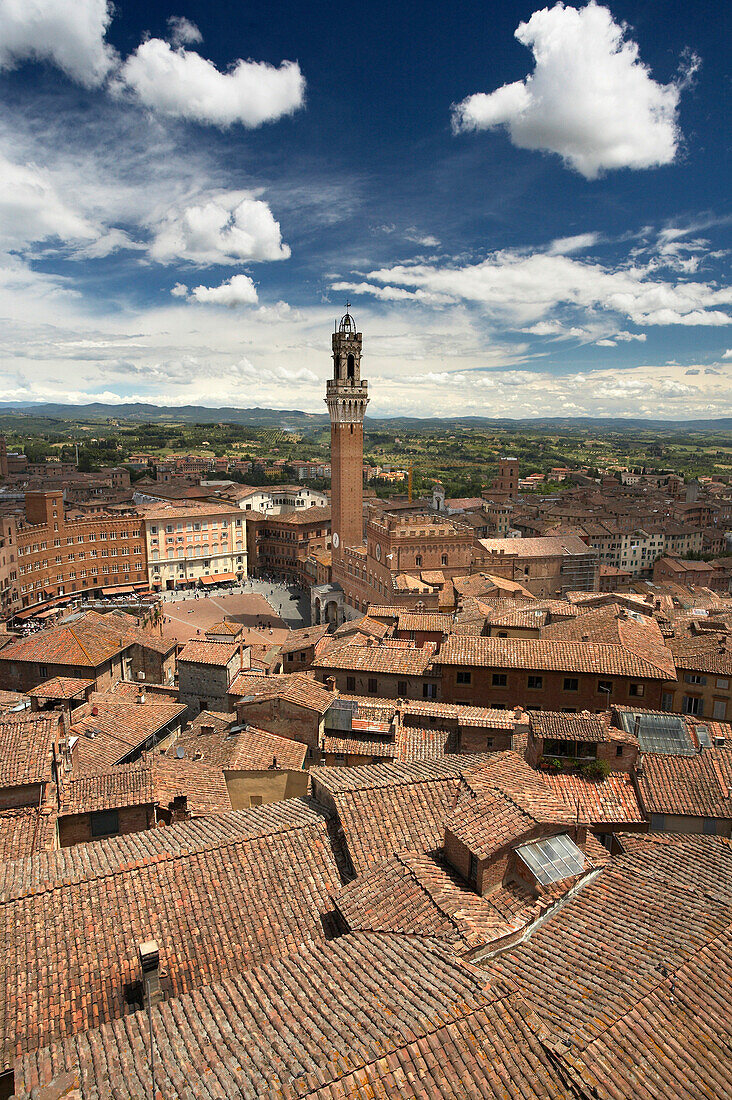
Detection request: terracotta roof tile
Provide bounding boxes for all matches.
[228,671,335,713]
[635,748,732,818]
[310,755,492,874]
[60,758,232,816]
[13,935,571,1100]
[0,800,344,1071]
[487,834,732,1100]
[542,771,644,824]
[437,635,675,680]
[0,715,59,788]
[70,696,186,772]
[27,677,94,700]
[0,808,57,862]
[176,639,240,666]
[169,711,308,771]
[313,645,436,675]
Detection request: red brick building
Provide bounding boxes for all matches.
[436,635,675,712]
[4,490,148,618]
[327,309,368,570]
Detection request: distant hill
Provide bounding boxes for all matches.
[0,402,730,432]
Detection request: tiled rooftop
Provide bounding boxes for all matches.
[311,756,491,874]
[14,935,572,1100]
[169,711,308,772]
[176,638,240,666]
[0,714,59,789]
[0,610,174,669]
[70,695,187,772]
[635,748,732,818]
[0,808,57,862]
[437,635,676,680]
[27,677,94,700]
[0,800,344,1071]
[486,834,732,1100]
[60,757,232,817]
[542,771,644,824]
[229,671,335,713]
[313,645,436,675]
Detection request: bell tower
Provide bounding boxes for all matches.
[326,305,368,564]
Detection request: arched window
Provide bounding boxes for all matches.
[441,553,448,566]
[415,554,423,567]
[334,354,341,377]
[347,354,355,380]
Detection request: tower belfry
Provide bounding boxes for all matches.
[326,306,368,563]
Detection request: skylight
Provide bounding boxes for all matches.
[516,834,586,886]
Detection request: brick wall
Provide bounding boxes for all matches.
[0,783,44,810]
[314,667,441,701]
[234,698,321,749]
[331,422,364,561]
[58,803,152,847]
[0,656,123,693]
[440,665,666,712]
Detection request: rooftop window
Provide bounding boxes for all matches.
[516,834,585,886]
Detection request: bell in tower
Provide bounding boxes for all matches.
[331,303,362,385]
[326,305,369,564]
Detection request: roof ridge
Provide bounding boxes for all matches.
[67,625,95,665]
[396,852,469,945]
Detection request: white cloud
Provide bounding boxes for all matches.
[614,330,646,342]
[170,282,188,298]
[596,338,616,346]
[547,233,599,254]
[723,349,732,360]
[0,153,99,246]
[0,0,116,87]
[331,280,455,306]
[117,38,305,128]
[149,192,291,265]
[361,249,731,327]
[189,273,259,307]
[167,16,202,48]
[452,2,696,178]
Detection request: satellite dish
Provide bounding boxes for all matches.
[176,746,185,758]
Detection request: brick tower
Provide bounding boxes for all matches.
[326,306,368,564]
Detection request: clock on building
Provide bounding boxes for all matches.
[332,532,340,549]
[375,543,381,561]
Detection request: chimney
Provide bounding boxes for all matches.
[138,940,163,1008]
[138,688,146,704]
[326,676,337,692]
[636,753,644,777]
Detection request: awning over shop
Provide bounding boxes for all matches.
[199,571,237,584]
[101,585,135,595]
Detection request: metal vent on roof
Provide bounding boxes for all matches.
[516,834,586,886]
[618,710,695,756]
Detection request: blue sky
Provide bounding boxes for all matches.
[0,0,729,418]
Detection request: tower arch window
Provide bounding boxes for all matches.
[334,354,341,377]
[347,354,355,380]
